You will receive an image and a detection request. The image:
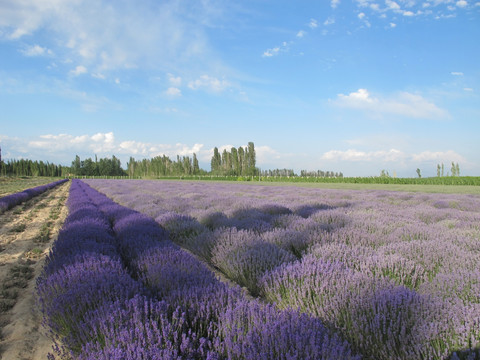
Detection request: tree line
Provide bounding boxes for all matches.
[71,155,126,176]
[210,142,258,176]
[437,162,460,177]
[126,154,206,178]
[0,154,65,177]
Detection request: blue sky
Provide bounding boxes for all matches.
[1,0,479,177]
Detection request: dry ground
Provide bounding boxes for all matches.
[0,182,70,360]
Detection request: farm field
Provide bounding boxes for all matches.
[251,180,480,194]
[81,179,480,359]
[0,177,63,197]
[0,179,70,359]
[3,178,478,359]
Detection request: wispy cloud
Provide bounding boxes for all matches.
[188,75,230,92]
[296,30,306,38]
[20,44,53,57]
[308,19,318,29]
[322,148,405,162]
[353,0,473,20]
[262,41,290,57]
[333,88,450,119]
[322,148,465,164]
[262,46,281,57]
[17,131,206,162]
[0,1,222,76]
[70,65,88,76]
[324,16,336,26]
[331,0,341,8]
[164,87,182,97]
[167,73,182,87]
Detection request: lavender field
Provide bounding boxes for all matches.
[39,179,480,359]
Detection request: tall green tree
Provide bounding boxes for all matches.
[246,142,256,175]
[238,146,245,175]
[231,147,239,175]
[193,153,199,175]
[211,147,222,174]
[451,161,457,177]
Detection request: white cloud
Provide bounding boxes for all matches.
[167,73,182,87]
[0,1,220,74]
[358,12,366,19]
[331,0,341,8]
[451,71,464,76]
[338,88,374,103]
[255,145,283,163]
[29,132,115,153]
[119,140,204,158]
[324,17,335,26]
[411,150,465,163]
[188,75,230,92]
[20,44,53,57]
[354,0,470,20]
[262,47,281,57]
[25,131,205,161]
[296,30,306,38]
[322,148,465,164]
[70,65,88,76]
[92,73,106,80]
[164,87,182,97]
[333,88,450,119]
[309,19,318,28]
[322,148,405,162]
[390,22,397,27]
[386,0,401,10]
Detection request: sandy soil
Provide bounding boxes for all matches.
[0,182,70,360]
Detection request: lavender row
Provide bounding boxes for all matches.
[37,180,358,359]
[0,178,68,214]
[78,180,359,359]
[84,179,480,359]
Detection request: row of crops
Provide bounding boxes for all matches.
[84,179,480,359]
[36,179,358,359]
[0,179,68,214]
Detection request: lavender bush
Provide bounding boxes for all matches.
[82,179,480,359]
[40,179,353,359]
[211,228,296,295]
[215,299,360,360]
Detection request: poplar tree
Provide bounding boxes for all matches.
[247,142,256,175]
[211,147,221,174]
[193,153,199,175]
[238,146,245,175]
[231,147,239,175]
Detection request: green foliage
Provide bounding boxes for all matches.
[1,159,64,177]
[71,155,125,177]
[127,153,205,178]
[210,142,258,176]
[257,176,480,186]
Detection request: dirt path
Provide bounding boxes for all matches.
[0,182,70,360]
